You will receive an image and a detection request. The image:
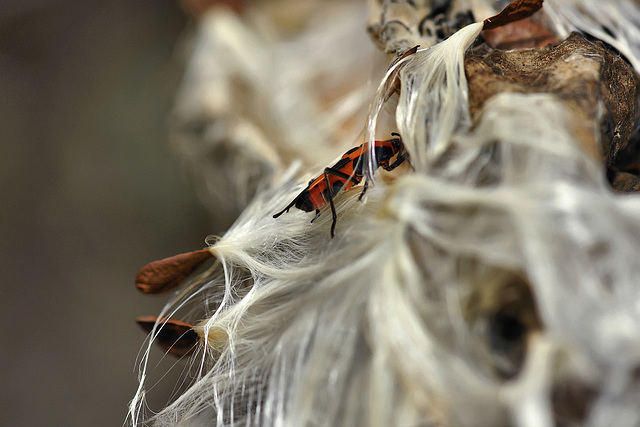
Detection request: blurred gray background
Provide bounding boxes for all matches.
[0,1,217,425]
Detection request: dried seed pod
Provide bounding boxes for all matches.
[136,316,199,357]
[367,0,476,53]
[551,379,598,425]
[608,169,640,192]
[465,33,638,163]
[135,248,213,294]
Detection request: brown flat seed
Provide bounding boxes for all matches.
[135,248,213,294]
[483,0,544,31]
[136,316,199,357]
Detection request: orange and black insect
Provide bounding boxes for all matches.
[273,133,408,237]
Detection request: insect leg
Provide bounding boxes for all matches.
[323,168,339,238]
[358,180,369,201]
[384,149,409,171]
[310,209,321,223]
[321,167,361,238]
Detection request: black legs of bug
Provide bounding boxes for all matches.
[322,167,360,238]
[319,151,407,237]
[358,181,369,201]
[357,152,405,202]
[385,150,409,172]
[324,168,344,238]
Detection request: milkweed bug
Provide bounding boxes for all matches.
[273,133,408,237]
